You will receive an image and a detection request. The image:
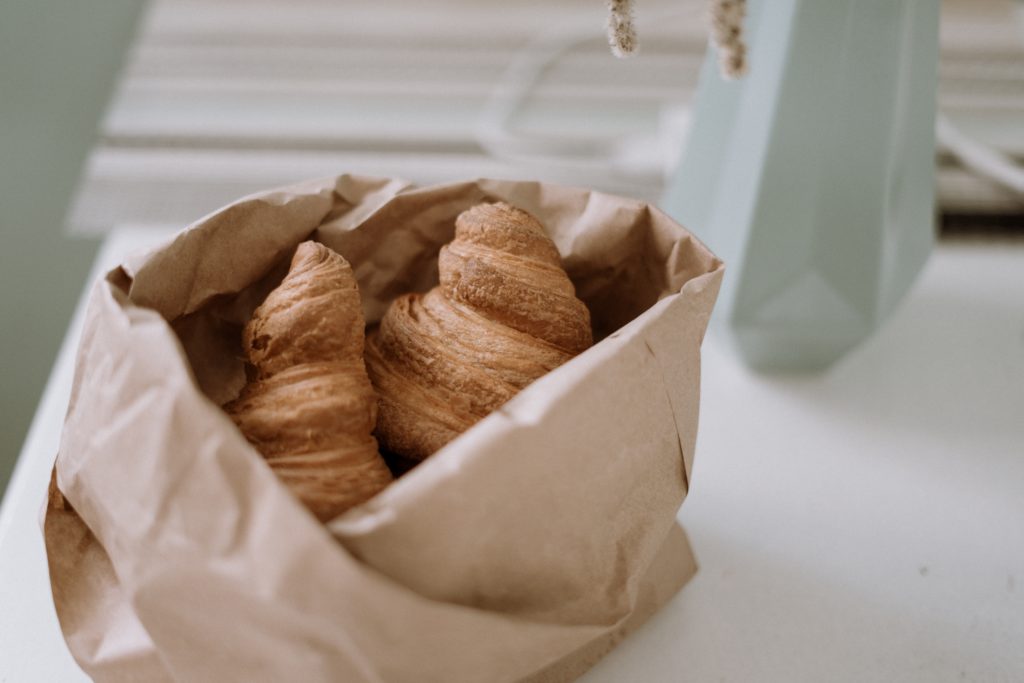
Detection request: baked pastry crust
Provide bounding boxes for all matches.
[225,241,392,521]
[366,202,593,460]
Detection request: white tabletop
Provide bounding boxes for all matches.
[1,230,1022,682]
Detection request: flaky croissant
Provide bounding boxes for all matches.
[365,202,593,461]
[225,241,392,521]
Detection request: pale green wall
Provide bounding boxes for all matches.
[0,0,146,495]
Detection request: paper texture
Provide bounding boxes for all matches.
[43,175,723,682]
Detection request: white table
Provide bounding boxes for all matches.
[2,229,1022,682]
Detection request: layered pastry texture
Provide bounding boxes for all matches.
[365,202,593,461]
[225,241,393,521]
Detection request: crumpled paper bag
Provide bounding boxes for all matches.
[43,175,724,683]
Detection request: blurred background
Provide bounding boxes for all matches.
[1,0,1022,495]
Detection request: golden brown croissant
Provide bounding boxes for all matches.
[225,241,392,521]
[365,202,593,461]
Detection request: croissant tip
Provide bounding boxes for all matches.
[457,202,546,235]
[458,201,506,217]
[467,201,517,217]
[293,240,324,261]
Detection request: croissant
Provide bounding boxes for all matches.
[225,241,392,521]
[365,202,593,461]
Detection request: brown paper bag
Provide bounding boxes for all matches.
[43,175,723,683]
